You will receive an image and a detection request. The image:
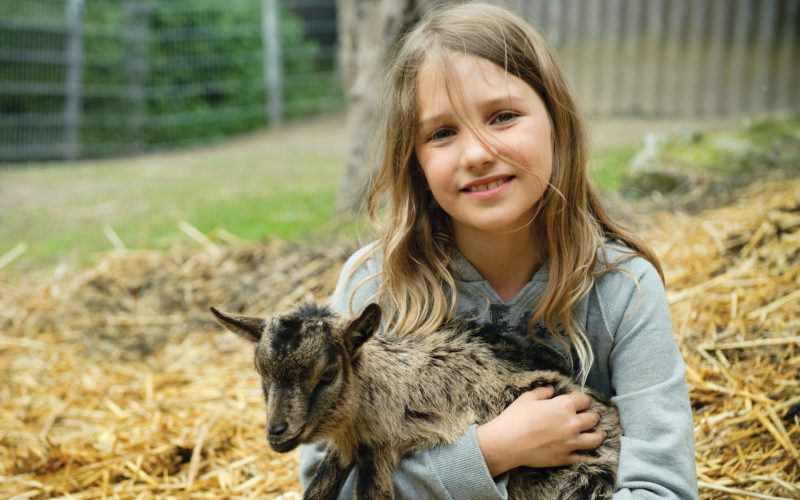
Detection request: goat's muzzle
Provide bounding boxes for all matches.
[267,425,304,453]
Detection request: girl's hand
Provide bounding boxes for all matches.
[476,386,607,477]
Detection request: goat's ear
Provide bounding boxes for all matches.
[344,303,382,353]
[210,307,266,343]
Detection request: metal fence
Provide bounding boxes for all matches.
[506,0,800,118]
[0,0,341,161]
[0,0,798,162]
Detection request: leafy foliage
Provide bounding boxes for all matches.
[0,0,342,159]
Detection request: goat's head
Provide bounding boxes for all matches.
[210,303,382,452]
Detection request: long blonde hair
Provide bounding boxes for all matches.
[351,2,662,382]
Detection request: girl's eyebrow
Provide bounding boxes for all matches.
[418,112,450,132]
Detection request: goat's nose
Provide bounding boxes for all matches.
[267,421,288,438]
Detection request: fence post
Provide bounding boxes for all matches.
[624,0,646,115]
[604,0,624,115]
[752,0,780,113]
[124,2,150,155]
[262,0,283,126]
[776,0,799,111]
[686,0,709,117]
[730,0,752,115]
[64,0,84,160]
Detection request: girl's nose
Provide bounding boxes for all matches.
[459,129,495,170]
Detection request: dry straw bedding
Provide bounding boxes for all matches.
[1,180,798,499]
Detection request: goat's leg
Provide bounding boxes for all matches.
[303,447,350,500]
[354,444,394,500]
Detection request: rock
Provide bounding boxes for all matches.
[622,133,688,196]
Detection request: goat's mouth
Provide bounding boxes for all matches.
[267,428,304,453]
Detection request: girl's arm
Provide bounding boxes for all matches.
[454,255,697,499]
[299,389,605,499]
[298,244,512,499]
[568,255,697,499]
[300,428,506,499]
[470,257,698,499]
[599,258,698,499]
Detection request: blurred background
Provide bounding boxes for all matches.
[1,0,798,270]
[2,2,799,498]
[0,0,343,161]
[0,0,797,161]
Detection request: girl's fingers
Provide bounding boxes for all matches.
[555,392,592,413]
[573,429,608,452]
[525,385,555,400]
[577,409,601,431]
[560,429,608,466]
[568,392,592,412]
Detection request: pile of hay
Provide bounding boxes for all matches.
[1,181,798,499]
[646,180,799,499]
[0,239,353,498]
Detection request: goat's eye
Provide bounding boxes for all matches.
[319,367,338,385]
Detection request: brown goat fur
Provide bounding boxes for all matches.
[211,302,621,500]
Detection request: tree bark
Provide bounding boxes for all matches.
[334,0,457,214]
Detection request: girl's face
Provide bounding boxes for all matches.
[414,53,553,241]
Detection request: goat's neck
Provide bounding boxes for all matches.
[336,346,402,435]
[324,371,381,463]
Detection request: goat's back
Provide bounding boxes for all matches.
[344,320,620,500]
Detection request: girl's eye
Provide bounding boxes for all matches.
[428,128,455,142]
[492,111,517,125]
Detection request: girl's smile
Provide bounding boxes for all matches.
[461,174,515,199]
[414,53,553,241]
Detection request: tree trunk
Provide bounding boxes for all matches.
[334,0,457,214]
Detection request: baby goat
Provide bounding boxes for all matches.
[211,302,621,500]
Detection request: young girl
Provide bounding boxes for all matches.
[301,3,697,498]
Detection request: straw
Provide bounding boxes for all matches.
[1,180,798,499]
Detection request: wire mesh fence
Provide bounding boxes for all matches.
[0,0,341,161]
[0,0,798,162]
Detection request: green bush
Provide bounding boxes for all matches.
[659,113,800,181]
[0,0,342,159]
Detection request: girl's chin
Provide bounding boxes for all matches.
[453,217,536,237]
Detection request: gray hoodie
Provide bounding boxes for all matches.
[299,242,698,499]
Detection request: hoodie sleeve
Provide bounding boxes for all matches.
[299,426,509,500]
[298,244,510,499]
[595,256,698,499]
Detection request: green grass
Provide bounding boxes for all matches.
[589,147,638,192]
[0,117,350,270]
[191,188,338,240]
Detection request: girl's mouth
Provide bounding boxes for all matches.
[462,176,514,194]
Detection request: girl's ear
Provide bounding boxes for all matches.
[210,307,266,343]
[344,303,382,354]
